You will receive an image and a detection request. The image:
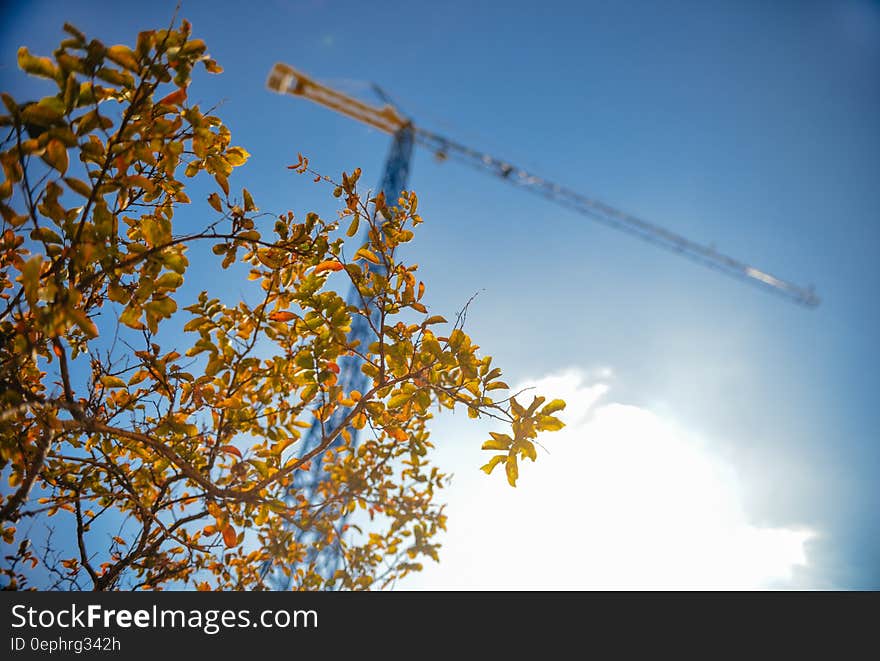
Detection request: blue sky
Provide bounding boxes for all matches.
[2,0,878,588]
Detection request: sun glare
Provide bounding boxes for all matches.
[405,370,814,590]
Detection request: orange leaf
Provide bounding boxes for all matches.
[326,361,340,374]
[221,524,237,548]
[314,260,343,274]
[219,445,242,459]
[269,310,296,322]
[158,87,187,106]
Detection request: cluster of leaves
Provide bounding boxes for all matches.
[0,20,565,591]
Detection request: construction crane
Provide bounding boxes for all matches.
[267,63,820,307]
[263,62,819,589]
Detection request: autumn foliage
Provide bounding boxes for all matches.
[0,19,565,590]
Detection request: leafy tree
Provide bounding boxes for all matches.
[0,18,565,590]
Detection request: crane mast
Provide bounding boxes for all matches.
[264,62,819,589]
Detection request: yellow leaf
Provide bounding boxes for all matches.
[21,102,63,127]
[30,227,62,245]
[119,305,144,330]
[481,432,512,451]
[353,248,380,265]
[538,415,565,432]
[155,272,183,289]
[520,441,538,462]
[225,146,249,167]
[541,399,566,415]
[64,176,92,198]
[242,188,256,211]
[300,383,318,403]
[486,381,509,391]
[207,192,222,212]
[346,215,360,237]
[45,139,69,174]
[100,375,126,389]
[510,397,525,418]
[17,47,58,79]
[106,45,140,72]
[70,309,98,338]
[480,455,505,475]
[505,455,518,487]
[127,175,154,193]
[215,174,229,195]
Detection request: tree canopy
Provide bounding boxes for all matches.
[0,18,565,590]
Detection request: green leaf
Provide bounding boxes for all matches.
[100,375,127,389]
[155,272,183,290]
[162,251,188,274]
[387,392,411,409]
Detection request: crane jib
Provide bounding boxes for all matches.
[266,62,818,308]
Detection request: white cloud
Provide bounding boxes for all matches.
[401,369,814,590]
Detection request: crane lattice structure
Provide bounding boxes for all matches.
[263,62,819,588]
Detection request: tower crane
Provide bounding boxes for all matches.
[267,63,820,307]
[263,62,819,588]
